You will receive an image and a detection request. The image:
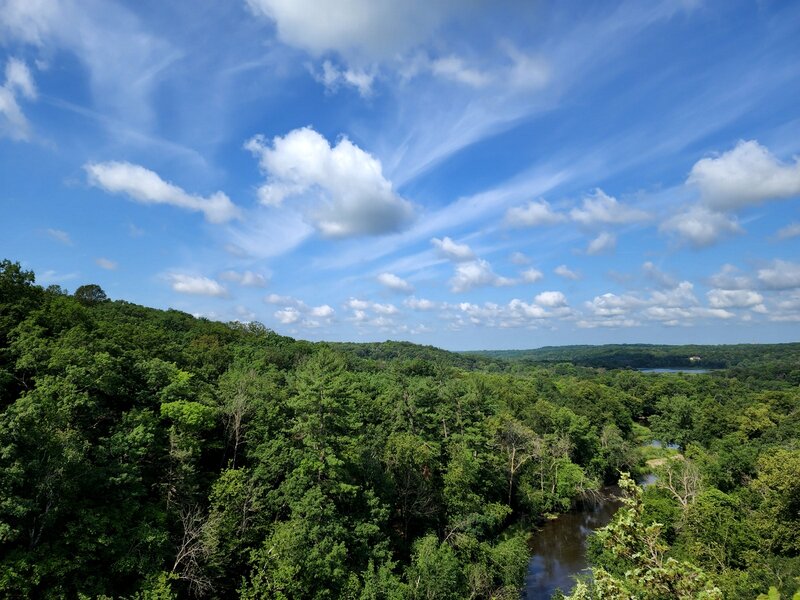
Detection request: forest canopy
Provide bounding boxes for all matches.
[0,260,798,599]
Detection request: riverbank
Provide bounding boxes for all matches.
[522,428,672,598]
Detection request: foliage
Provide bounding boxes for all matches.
[0,259,798,598]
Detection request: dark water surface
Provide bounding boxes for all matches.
[522,487,622,599]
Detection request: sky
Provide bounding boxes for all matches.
[1,0,800,350]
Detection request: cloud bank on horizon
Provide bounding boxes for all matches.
[1,0,800,349]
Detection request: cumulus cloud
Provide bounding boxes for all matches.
[584,293,646,318]
[431,236,475,261]
[688,140,800,211]
[245,127,414,237]
[342,297,402,328]
[659,206,741,247]
[706,288,763,309]
[377,272,414,294]
[244,0,460,59]
[581,281,743,328]
[505,199,565,227]
[534,291,567,307]
[757,260,800,290]
[0,58,37,140]
[168,274,228,297]
[449,259,514,293]
[451,296,572,329]
[85,162,241,224]
[404,296,437,311]
[521,268,543,283]
[266,293,335,327]
[586,231,616,255]
[554,264,580,280]
[570,189,649,227]
[95,257,117,270]
[708,264,752,290]
[274,307,301,324]
[220,270,269,287]
[310,304,335,317]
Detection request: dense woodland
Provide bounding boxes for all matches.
[0,259,798,599]
[471,344,800,373]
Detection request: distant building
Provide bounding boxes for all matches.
[688,356,702,363]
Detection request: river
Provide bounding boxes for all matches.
[522,486,622,598]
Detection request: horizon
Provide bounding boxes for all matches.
[2,0,800,349]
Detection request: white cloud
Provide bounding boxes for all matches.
[570,189,649,226]
[534,290,567,308]
[431,236,475,261]
[776,222,800,240]
[449,259,514,293]
[521,268,543,283]
[244,0,460,59]
[85,162,241,224]
[45,228,72,245]
[688,140,800,211]
[372,302,399,315]
[168,274,228,297]
[554,264,580,280]
[757,260,800,290]
[310,304,335,317]
[579,281,743,328]
[274,307,301,324]
[1,0,176,130]
[220,270,269,287]
[404,296,437,311]
[706,289,763,308]
[650,281,698,307]
[584,293,646,318]
[312,60,374,96]
[0,58,37,140]
[377,272,414,294]
[345,298,371,311]
[451,296,572,328]
[505,199,565,227]
[659,206,741,247]
[586,231,616,255]
[95,257,117,270]
[266,293,335,326]
[245,127,414,237]
[708,264,751,290]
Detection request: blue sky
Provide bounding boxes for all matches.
[2,0,800,350]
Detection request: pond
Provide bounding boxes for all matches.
[522,486,622,599]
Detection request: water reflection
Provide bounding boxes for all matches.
[523,488,622,599]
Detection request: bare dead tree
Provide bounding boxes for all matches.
[657,457,701,509]
[172,505,213,597]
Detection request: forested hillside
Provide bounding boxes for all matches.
[1,260,798,599]
[470,344,800,373]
